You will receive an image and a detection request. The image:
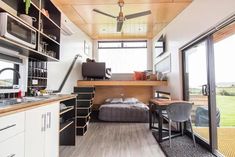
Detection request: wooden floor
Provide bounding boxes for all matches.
[194,127,235,157]
[60,123,165,157]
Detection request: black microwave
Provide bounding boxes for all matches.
[0,13,36,49]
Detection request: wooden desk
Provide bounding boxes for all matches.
[149,99,187,142]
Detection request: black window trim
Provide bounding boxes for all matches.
[98,40,148,49]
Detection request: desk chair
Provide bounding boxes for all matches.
[166,102,196,147]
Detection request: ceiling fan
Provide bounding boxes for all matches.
[93,0,151,32]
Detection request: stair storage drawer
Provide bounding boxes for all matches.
[77,93,94,99]
[0,112,25,143]
[77,116,90,126]
[74,87,95,93]
[76,124,87,136]
[77,108,91,116]
[74,85,94,136]
[77,100,92,107]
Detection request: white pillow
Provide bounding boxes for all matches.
[104,98,112,103]
[123,98,139,104]
[105,98,123,104]
[110,98,123,104]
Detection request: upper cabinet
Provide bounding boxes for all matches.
[0,0,61,61]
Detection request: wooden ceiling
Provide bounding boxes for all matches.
[52,0,192,39]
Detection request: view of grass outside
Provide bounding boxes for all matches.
[216,87,235,126]
[189,87,235,126]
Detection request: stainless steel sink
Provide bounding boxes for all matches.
[0,96,49,107]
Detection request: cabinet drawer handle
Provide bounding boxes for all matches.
[7,154,16,157]
[0,124,16,132]
[41,114,44,131]
[44,114,46,131]
[46,112,51,129]
[41,114,46,132]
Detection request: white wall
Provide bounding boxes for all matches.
[153,0,235,99]
[93,39,153,80]
[47,14,92,94]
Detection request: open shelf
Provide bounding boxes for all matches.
[28,77,47,80]
[27,58,48,91]
[60,121,74,133]
[31,1,40,11]
[0,0,61,61]
[59,98,76,146]
[60,106,74,116]
[41,14,60,41]
[76,112,91,118]
[0,36,58,61]
[41,0,61,27]
[40,12,61,30]
[76,122,88,128]
[40,31,60,45]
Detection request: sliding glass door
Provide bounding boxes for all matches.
[183,40,210,144]
[183,20,235,156]
[213,22,235,157]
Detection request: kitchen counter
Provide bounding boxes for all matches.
[0,94,76,117]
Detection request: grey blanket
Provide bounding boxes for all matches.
[98,103,149,122]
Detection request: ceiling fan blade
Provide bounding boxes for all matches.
[93,9,116,18]
[125,10,151,20]
[117,21,123,32]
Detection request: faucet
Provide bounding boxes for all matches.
[0,68,21,79]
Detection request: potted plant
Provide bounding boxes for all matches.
[24,0,31,14]
[20,0,37,26]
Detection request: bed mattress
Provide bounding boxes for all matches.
[98,102,149,122]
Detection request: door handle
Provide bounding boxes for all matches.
[202,84,209,96]
[7,154,16,157]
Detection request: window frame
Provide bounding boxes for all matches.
[98,40,147,49]
[98,40,148,73]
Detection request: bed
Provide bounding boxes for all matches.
[98,98,149,122]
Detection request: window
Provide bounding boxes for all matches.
[0,52,22,89]
[0,60,19,88]
[98,41,147,73]
[154,35,165,58]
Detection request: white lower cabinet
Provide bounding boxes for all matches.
[0,112,25,143]
[0,133,25,157]
[25,102,59,157]
[0,112,25,157]
[44,103,60,157]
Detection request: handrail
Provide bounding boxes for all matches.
[53,54,82,93]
